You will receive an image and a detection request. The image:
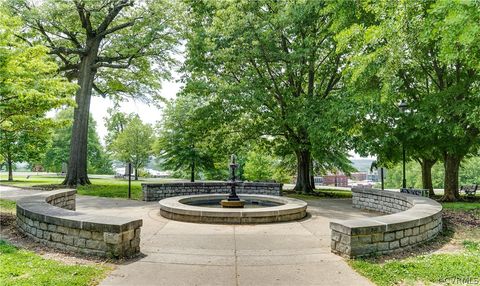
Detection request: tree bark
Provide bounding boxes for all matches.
[134,168,138,181]
[380,168,384,190]
[63,39,100,186]
[442,153,462,202]
[7,157,13,181]
[190,160,195,182]
[310,159,315,190]
[294,149,313,194]
[419,158,436,197]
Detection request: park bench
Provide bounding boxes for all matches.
[460,184,478,197]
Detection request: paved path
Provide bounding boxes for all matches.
[0,185,375,286]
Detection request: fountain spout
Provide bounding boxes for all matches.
[221,154,245,208]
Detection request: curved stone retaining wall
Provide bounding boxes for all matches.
[16,189,142,258]
[143,182,283,201]
[330,188,442,258]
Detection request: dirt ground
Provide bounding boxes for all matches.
[0,211,113,267]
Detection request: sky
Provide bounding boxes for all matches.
[89,78,182,145]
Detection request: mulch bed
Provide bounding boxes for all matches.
[443,209,480,228]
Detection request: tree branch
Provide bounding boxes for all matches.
[74,0,93,34]
[96,0,134,35]
[99,19,140,36]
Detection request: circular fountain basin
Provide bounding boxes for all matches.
[159,194,307,224]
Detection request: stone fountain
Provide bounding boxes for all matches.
[158,155,307,224]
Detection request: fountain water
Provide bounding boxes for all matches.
[158,155,307,224]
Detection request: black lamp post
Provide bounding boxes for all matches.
[398,100,408,189]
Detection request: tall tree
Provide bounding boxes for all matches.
[103,104,135,151]
[428,0,480,200]
[42,109,113,175]
[153,96,216,182]
[183,0,357,193]
[111,116,154,180]
[0,9,74,180]
[11,0,182,185]
[0,118,54,181]
[339,0,480,200]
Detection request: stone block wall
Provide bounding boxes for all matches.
[330,188,442,258]
[45,190,76,210]
[142,182,283,201]
[16,189,142,259]
[352,190,413,214]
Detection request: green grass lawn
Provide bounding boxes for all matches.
[441,201,480,211]
[77,178,144,199]
[285,189,352,200]
[0,175,175,200]
[0,199,16,214]
[0,240,110,286]
[0,176,64,187]
[350,200,480,286]
[350,241,480,286]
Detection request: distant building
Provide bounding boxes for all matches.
[350,172,367,181]
[321,173,349,187]
[31,164,45,172]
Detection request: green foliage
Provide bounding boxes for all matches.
[339,0,480,199]
[0,117,55,179]
[0,240,109,286]
[384,162,445,189]
[154,96,218,180]
[110,116,155,176]
[182,0,359,192]
[0,9,75,125]
[350,243,480,286]
[460,157,480,185]
[243,151,274,182]
[384,157,480,189]
[42,109,113,174]
[0,9,75,180]
[103,105,136,152]
[9,0,182,102]
[243,150,292,183]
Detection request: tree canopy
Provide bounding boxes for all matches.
[337,0,480,200]
[182,0,359,193]
[9,0,183,185]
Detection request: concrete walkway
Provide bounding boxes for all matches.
[0,186,375,286]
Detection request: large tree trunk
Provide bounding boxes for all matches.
[7,157,13,181]
[63,40,100,186]
[442,153,462,202]
[294,149,313,194]
[419,158,436,197]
